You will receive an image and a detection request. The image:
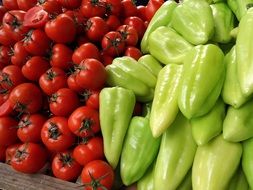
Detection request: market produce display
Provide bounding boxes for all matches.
[1,0,253,189]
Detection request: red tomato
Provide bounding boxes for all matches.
[75,58,106,90]
[17,114,46,143]
[41,117,75,152]
[57,0,81,9]
[124,46,142,60]
[11,143,47,174]
[23,6,49,28]
[68,106,100,137]
[39,67,68,96]
[0,6,7,22]
[50,44,73,70]
[104,15,121,31]
[121,0,138,18]
[81,160,114,190]
[145,0,164,22]
[0,26,15,46]
[0,117,18,146]
[124,16,146,39]
[0,88,9,105]
[5,143,21,164]
[117,25,139,46]
[2,0,19,10]
[9,83,43,114]
[23,29,51,56]
[0,46,11,66]
[80,0,107,18]
[73,136,103,166]
[49,88,80,117]
[100,52,113,66]
[72,43,100,64]
[52,151,82,181]
[0,146,6,162]
[105,0,121,16]
[101,31,125,57]
[137,5,147,21]
[77,35,89,46]
[38,0,62,15]
[0,99,12,117]
[67,74,84,93]
[11,41,30,67]
[22,56,50,81]
[64,10,87,35]
[0,65,26,91]
[17,0,37,11]
[45,13,76,43]
[80,89,100,110]
[86,17,109,42]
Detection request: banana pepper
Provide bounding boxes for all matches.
[137,55,162,77]
[242,137,253,189]
[177,169,192,190]
[137,162,155,190]
[227,0,253,21]
[228,166,249,190]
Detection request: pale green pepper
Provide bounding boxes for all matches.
[242,137,253,189]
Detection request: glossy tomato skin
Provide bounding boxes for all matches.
[73,136,103,166]
[72,43,100,64]
[68,106,100,137]
[124,46,142,60]
[57,0,81,9]
[39,0,62,15]
[52,151,82,181]
[5,143,22,164]
[11,143,47,174]
[0,146,6,162]
[145,0,164,22]
[117,25,138,46]
[0,117,18,146]
[67,74,84,93]
[11,41,30,67]
[17,0,37,11]
[2,0,19,11]
[39,67,68,96]
[45,14,76,43]
[81,160,114,190]
[49,88,80,117]
[9,83,43,114]
[17,114,47,143]
[0,26,16,46]
[121,0,138,18]
[0,46,11,67]
[23,6,49,28]
[22,56,50,81]
[75,58,106,90]
[137,5,147,21]
[105,15,121,31]
[124,16,146,39]
[100,52,113,66]
[80,0,107,18]
[80,89,100,110]
[41,117,75,152]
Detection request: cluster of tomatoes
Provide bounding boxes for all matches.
[0,0,163,189]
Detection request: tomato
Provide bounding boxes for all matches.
[0,46,11,67]
[77,35,89,46]
[104,15,121,31]
[2,0,19,10]
[80,89,100,110]
[64,10,87,34]
[11,41,30,67]
[67,74,84,93]
[86,17,109,42]
[49,88,80,117]
[0,88,9,105]
[68,106,100,137]
[45,14,76,43]
[22,56,50,81]
[0,65,25,91]
[0,6,7,22]
[137,5,147,21]
[57,0,81,9]
[38,0,62,15]
[0,146,6,162]
[17,114,46,143]
[101,31,125,57]
[124,46,142,60]
[145,0,164,22]
[100,52,113,66]
[105,0,121,16]
[23,29,51,56]
[5,143,21,164]
[0,99,13,117]
[52,151,82,181]
[39,67,68,96]
[121,0,138,18]
[0,117,18,146]
[9,83,43,114]
[80,0,107,18]
[0,26,15,46]
[17,0,37,11]
[73,136,103,166]
[117,25,138,46]
[11,143,47,173]
[23,6,49,28]
[72,43,100,64]
[50,44,73,70]
[41,117,75,152]
[81,160,114,190]
[124,16,146,39]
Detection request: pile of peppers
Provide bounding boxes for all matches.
[99,0,253,189]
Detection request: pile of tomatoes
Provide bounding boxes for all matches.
[0,0,163,189]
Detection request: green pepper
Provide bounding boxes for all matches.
[138,55,163,77]
[105,56,156,102]
[148,26,193,65]
[227,0,253,21]
[150,64,183,138]
[171,0,214,45]
[242,137,253,189]
[236,8,253,96]
[210,2,235,43]
[191,98,225,146]
[120,103,161,186]
[99,87,135,169]
[177,169,192,190]
[192,135,242,190]
[154,112,197,190]
[223,98,253,142]
[141,0,177,54]
[222,46,249,108]
[227,166,249,190]
[137,162,155,190]
[178,44,225,119]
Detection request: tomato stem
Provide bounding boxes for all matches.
[48,122,62,140]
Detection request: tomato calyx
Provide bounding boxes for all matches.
[90,0,107,8]
[118,25,131,41]
[18,118,32,129]
[79,118,94,134]
[50,93,58,102]
[46,68,58,80]
[77,136,90,145]
[48,122,62,140]
[6,12,22,30]
[23,29,34,43]
[0,72,14,88]
[14,102,29,118]
[79,89,92,103]
[0,88,9,95]
[59,153,74,167]
[82,171,110,190]
[103,35,124,56]
[14,144,28,162]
